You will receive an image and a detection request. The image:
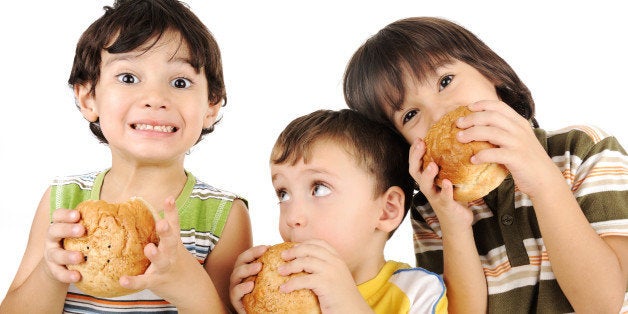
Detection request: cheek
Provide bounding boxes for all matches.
[400,125,427,143]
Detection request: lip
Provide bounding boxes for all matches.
[129,120,179,133]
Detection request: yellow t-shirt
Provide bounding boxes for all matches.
[357,261,448,314]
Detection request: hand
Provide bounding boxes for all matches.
[229,245,269,314]
[409,138,474,232]
[44,209,85,283]
[459,101,559,196]
[119,197,206,302]
[279,240,371,313]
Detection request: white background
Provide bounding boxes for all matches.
[1,0,626,300]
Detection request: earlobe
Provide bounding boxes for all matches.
[377,186,405,233]
[74,84,99,122]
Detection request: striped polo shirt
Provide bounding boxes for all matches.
[50,170,241,313]
[411,126,628,313]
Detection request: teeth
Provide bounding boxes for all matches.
[134,124,175,133]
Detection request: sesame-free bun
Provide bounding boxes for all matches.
[63,197,160,297]
[423,106,509,202]
[242,242,321,314]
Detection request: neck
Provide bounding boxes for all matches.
[100,162,188,209]
[351,238,388,285]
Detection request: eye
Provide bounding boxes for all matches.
[312,183,331,197]
[439,75,453,91]
[171,77,192,89]
[402,110,418,125]
[276,189,290,203]
[117,73,139,84]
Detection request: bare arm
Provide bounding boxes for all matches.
[0,188,85,313]
[527,170,627,313]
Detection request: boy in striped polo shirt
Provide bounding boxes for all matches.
[343,17,628,313]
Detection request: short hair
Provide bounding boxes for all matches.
[271,109,414,222]
[343,17,537,130]
[68,0,225,143]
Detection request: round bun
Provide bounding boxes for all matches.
[423,106,509,202]
[242,242,321,314]
[63,197,159,297]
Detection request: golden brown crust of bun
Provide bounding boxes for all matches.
[242,242,321,314]
[63,197,159,297]
[423,106,509,202]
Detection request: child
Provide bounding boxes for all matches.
[343,16,628,313]
[0,0,251,313]
[229,109,447,313]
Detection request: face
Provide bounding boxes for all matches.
[390,59,499,143]
[271,140,385,269]
[77,30,218,164]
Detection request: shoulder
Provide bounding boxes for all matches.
[540,125,627,159]
[545,125,611,144]
[51,171,101,187]
[391,264,445,288]
[383,261,445,294]
[190,175,247,205]
[388,263,447,312]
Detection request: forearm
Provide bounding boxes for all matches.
[442,227,487,314]
[162,263,227,314]
[530,173,625,312]
[0,259,68,313]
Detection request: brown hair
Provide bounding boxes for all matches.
[68,0,225,143]
[271,109,414,224]
[343,17,537,129]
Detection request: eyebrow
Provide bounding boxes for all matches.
[271,167,338,183]
[103,53,193,67]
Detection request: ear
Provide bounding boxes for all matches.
[203,98,223,128]
[376,186,406,233]
[74,84,99,122]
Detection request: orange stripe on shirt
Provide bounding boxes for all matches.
[66,293,170,306]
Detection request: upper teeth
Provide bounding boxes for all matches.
[134,124,175,133]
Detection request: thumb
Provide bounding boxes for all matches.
[119,273,148,291]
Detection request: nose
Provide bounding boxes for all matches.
[283,200,306,229]
[427,102,461,125]
[142,83,169,110]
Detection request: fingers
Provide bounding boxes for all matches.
[229,246,268,314]
[409,138,437,191]
[52,208,82,224]
[44,248,82,283]
[230,280,254,314]
[148,197,182,269]
[229,246,267,287]
[48,220,84,243]
[119,273,148,291]
[45,209,85,283]
[408,137,425,180]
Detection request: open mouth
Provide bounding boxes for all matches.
[131,123,178,133]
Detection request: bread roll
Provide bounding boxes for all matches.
[63,197,160,297]
[242,242,321,314]
[423,106,509,202]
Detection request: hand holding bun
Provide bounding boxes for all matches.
[242,242,321,314]
[423,106,509,202]
[63,197,160,297]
